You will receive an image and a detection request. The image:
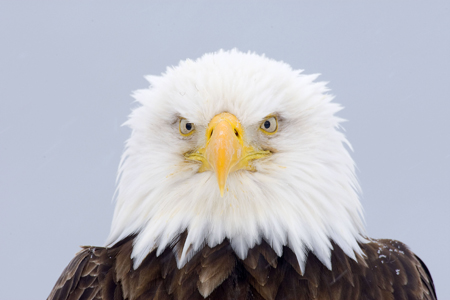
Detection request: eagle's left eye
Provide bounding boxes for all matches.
[179,118,195,136]
[260,116,278,134]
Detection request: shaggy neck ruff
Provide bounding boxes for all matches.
[106,50,366,273]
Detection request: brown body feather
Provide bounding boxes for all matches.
[48,236,436,300]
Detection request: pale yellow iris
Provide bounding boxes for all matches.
[185,112,271,196]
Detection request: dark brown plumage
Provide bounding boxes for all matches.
[48,234,436,300]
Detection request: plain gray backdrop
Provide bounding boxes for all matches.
[1,2,448,299]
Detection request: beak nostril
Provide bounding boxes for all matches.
[234,129,239,138]
[210,129,214,138]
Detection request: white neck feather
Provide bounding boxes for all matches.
[106,50,366,273]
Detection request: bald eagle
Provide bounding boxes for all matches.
[48,50,436,300]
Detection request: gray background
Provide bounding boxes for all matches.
[1,2,449,299]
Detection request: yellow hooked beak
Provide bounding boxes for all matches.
[185,112,271,197]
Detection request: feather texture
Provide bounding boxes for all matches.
[48,236,436,300]
[106,50,365,271]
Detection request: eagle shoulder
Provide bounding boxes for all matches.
[47,238,127,300]
[359,239,437,300]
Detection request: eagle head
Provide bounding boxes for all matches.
[106,50,366,273]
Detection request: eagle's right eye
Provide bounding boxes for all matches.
[179,118,195,136]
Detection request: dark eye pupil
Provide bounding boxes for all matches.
[264,120,271,129]
[185,123,192,131]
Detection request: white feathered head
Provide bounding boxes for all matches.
[107,49,366,273]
